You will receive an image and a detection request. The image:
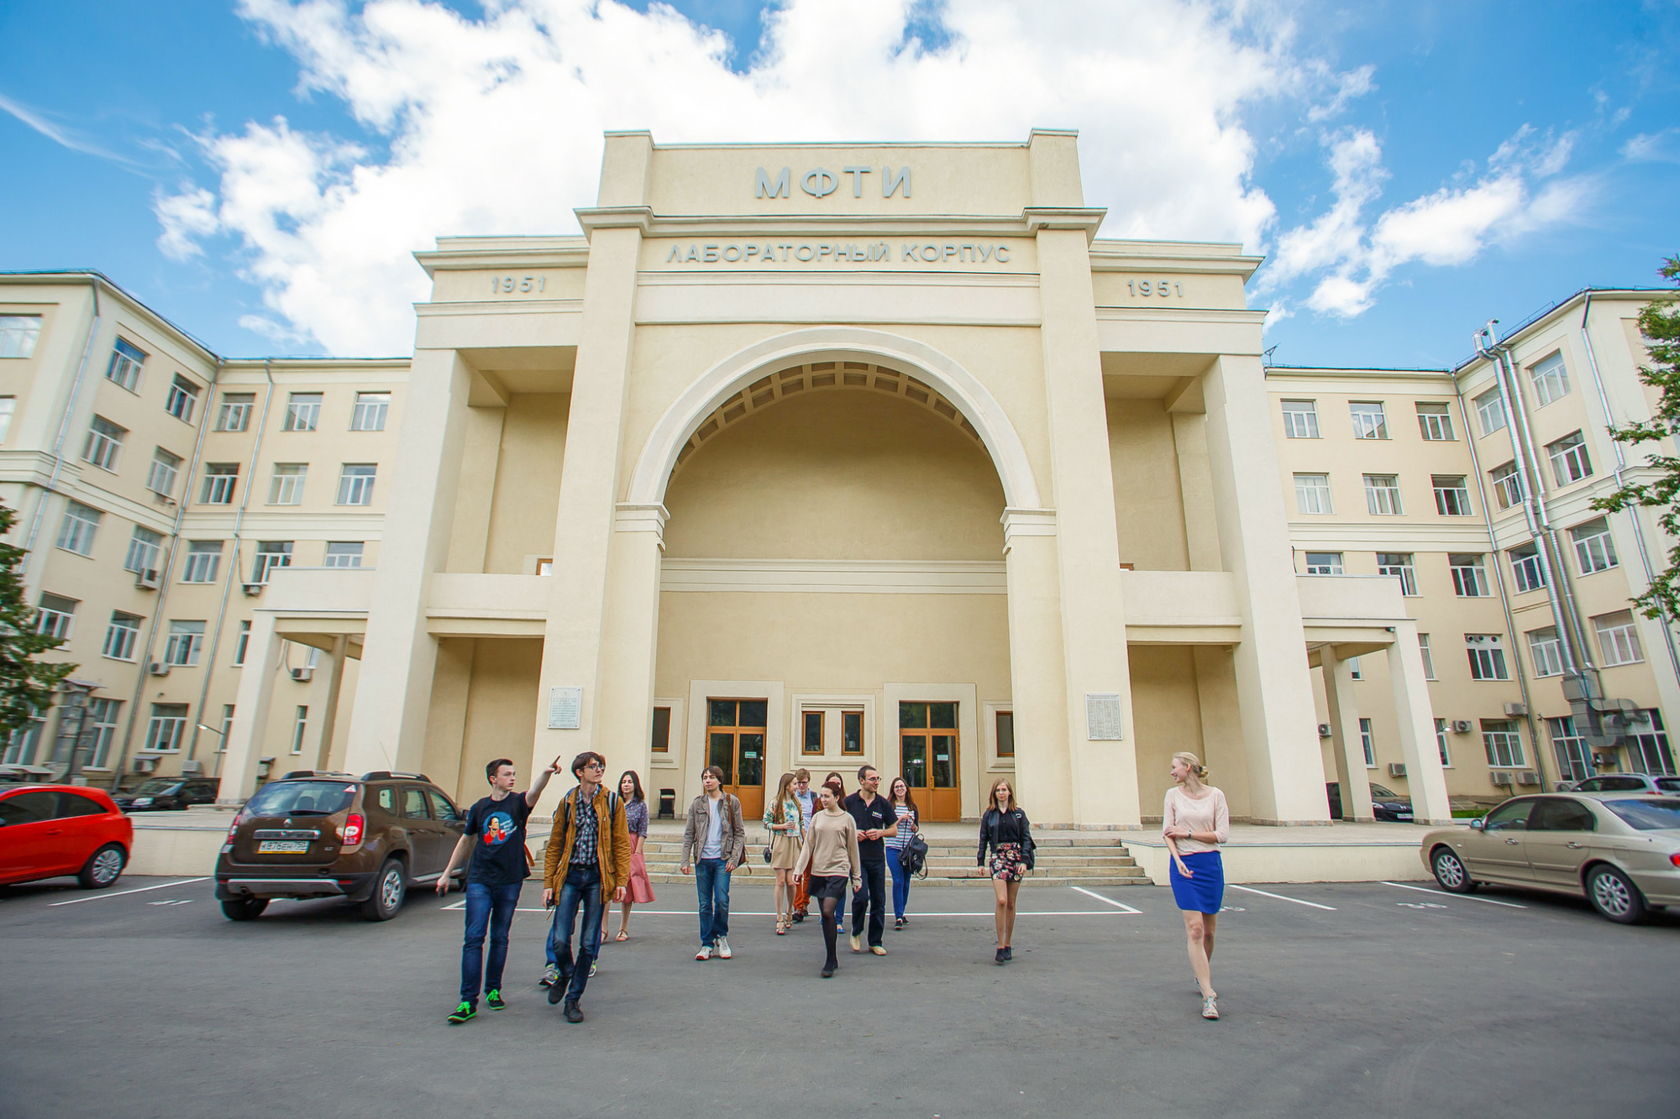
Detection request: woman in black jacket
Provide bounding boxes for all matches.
[976,778,1033,964]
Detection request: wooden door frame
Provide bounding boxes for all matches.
[682,680,783,813]
[882,683,979,819]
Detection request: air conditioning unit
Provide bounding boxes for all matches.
[132,756,159,774]
[1452,720,1473,734]
[1503,701,1528,717]
[148,662,171,677]
[290,666,314,682]
[180,759,204,775]
[1515,771,1540,786]
[1490,770,1514,786]
[242,583,264,596]
[135,569,160,590]
[1388,762,1407,777]
[1591,752,1617,767]
[1317,723,1333,738]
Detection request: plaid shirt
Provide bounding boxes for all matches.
[570,787,600,866]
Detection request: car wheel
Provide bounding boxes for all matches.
[1431,847,1477,894]
[1586,865,1647,924]
[77,844,127,889]
[361,858,406,921]
[221,897,268,921]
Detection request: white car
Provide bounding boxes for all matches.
[1563,773,1680,795]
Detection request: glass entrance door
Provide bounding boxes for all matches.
[707,699,767,819]
[900,701,960,822]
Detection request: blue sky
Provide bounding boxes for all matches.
[2,0,1677,367]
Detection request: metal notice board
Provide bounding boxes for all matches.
[1085,693,1125,740]
[547,687,583,730]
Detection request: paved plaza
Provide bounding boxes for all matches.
[1,874,1675,1117]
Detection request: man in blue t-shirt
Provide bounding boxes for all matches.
[439,755,559,1024]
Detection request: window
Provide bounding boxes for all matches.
[1349,401,1387,439]
[1530,352,1570,406]
[1432,475,1472,516]
[234,620,251,665]
[123,526,163,576]
[106,338,146,391]
[3,710,45,765]
[1359,718,1376,767]
[1304,552,1343,575]
[1348,657,1362,680]
[1482,719,1525,768]
[535,559,554,576]
[1594,610,1644,666]
[1377,553,1417,596]
[1546,431,1592,486]
[55,501,101,556]
[283,392,321,432]
[102,611,141,661]
[351,392,389,432]
[253,541,293,583]
[1449,554,1489,597]
[87,698,122,769]
[1294,473,1333,514]
[269,463,307,505]
[0,397,14,441]
[1281,399,1320,439]
[144,703,189,752]
[1570,518,1618,574]
[1465,634,1509,680]
[1626,710,1676,777]
[1527,628,1564,678]
[1434,718,1451,767]
[650,706,671,753]
[802,710,824,755]
[996,711,1015,759]
[1547,716,1592,785]
[1364,474,1403,515]
[1418,634,1436,680]
[291,706,309,755]
[217,393,254,432]
[200,463,238,505]
[145,448,181,498]
[218,704,235,754]
[1509,542,1547,593]
[182,541,223,583]
[1416,402,1455,441]
[83,415,125,471]
[842,710,864,754]
[165,375,200,423]
[323,542,363,568]
[1489,461,1523,510]
[164,620,206,666]
[35,594,76,640]
[1474,387,1506,435]
[0,315,42,358]
[336,464,376,506]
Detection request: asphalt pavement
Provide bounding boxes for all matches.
[0,871,1675,1118]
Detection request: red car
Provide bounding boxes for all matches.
[0,784,132,889]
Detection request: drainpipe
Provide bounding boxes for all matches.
[20,280,102,571]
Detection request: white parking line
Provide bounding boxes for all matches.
[47,877,210,907]
[1229,884,1337,911]
[1381,881,1527,908]
[441,902,1139,917]
[1070,886,1143,914]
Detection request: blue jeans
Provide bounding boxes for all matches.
[888,847,911,921]
[460,880,521,1004]
[547,864,604,1004]
[695,857,731,946]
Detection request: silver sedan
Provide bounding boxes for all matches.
[1419,793,1680,923]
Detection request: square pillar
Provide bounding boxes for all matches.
[216,612,284,804]
[591,505,666,786]
[1388,620,1453,824]
[1321,645,1374,822]
[305,635,349,771]
[1002,511,1073,825]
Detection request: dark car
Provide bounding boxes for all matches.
[214,770,466,922]
[1326,781,1416,821]
[0,785,132,889]
[114,776,221,812]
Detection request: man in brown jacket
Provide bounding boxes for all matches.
[540,751,631,1022]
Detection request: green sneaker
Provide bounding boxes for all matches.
[447,1001,476,1025]
[486,989,505,1010]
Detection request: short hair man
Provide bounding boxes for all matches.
[843,765,895,955]
[790,769,817,922]
[540,751,631,1023]
[679,764,746,960]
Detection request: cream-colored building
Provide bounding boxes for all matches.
[3,132,1671,827]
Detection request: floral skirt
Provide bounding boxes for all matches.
[989,842,1027,882]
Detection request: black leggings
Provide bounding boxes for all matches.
[820,895,841,969]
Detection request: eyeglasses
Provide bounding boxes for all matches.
[583,762,604,771]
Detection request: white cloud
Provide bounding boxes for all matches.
[155,187,221,260]
[1623,129,1680,164]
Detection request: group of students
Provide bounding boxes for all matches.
[446,748,1232,1023]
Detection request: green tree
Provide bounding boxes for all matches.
[0,501,75,736]
[1593,255,1680,620]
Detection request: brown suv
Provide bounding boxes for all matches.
[214,770,465,922]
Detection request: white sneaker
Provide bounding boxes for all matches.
[695,945,712,961]
[716,936,733,959]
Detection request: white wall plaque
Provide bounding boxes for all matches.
[1085,693,1125,741]
[547,687,583,730]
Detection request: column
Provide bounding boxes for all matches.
[591,504,666,785]
[216,611,283,804]
[1203,354,1330,824]
[306,635,349,771]
[1002,511,1073,824]
[1388,619,1453,824]
[1320,645,1374,822]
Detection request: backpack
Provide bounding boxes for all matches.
[900,831,931,878]
[560,787,621,847]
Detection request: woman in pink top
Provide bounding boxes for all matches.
[1163,750,1230,1020]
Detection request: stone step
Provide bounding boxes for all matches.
[641,871,1149,887]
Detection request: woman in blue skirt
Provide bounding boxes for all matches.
[1163,751,1230,1020]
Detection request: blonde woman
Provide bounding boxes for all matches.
[764,771,805,934]
[1163,751,1230,1021]
[976,777,1033,965]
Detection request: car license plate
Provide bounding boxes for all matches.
[257,840,310,854]
[1397,813,1413,821]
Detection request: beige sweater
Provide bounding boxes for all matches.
[794,808,861,884]
[1163,785,1230,855]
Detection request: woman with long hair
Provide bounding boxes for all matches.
[1163,750,1230,1020]
[976,777,1032,965]
[614,770,655,941]
[792,779,861,978]
[764,771,805,934]
[885,776,919,930]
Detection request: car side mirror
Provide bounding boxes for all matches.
[1469,818,1485,831]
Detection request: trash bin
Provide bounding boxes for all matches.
[658,788,676,819]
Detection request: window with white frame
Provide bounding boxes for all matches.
[144,703,189,752]
[1465,634,1510,680]
[0,315,42,358]
[106,338,146,391]
[1474,387,1506,435]
[1416,402,1455,441]
[1432,475,1472,516]
[283,392,321,432]
[336,463,376,506]
[1482,719,1525,768]
[1349,401,1388,439]
[1626,710,1677,777]
[146,448,182,498]
[1349,657,1363,680]
[0,397,14,442]
[1570,518,1618,574]
[216,392,254,432]
[83,415,125,471]
[35,594,76,640]
[102,611,141,661]
[1359,718,1376,767]
[1364,474,1403,515]
[1434,718,1453,766]
[165,374,200,423]
[1527,627,1564,677]
[1546,716,1592,784]
[1546,431,1592,486]
[1489,461,1523,510]
[200,463,238,505]
[1418,633,1436,680]
[1450,554,1490,597]
[1304,552,1343,575]
[55,501,101,556]
[1530,352,1570,406]
[234,620,251,665]
[122,525,163,575]
[351,392,389,432]
[291,705,309,755]
[1281,399,1320,439]
[1594,610,1644,666]
[1509,542,1547,593]
[3,709,44,765]
[164,620,206,666]
[1377,553,1417,596]
[86,698,121,769]
[323,541,363,568]
[218,704,235,753]
[268,463,307,505]
[1294,473,1333,514]
[253,541,292,583]
[182,541,223,583]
